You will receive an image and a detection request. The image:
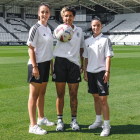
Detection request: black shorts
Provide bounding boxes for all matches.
[27,61,50,83]
[52,57,81,83]
[87,71,109,96]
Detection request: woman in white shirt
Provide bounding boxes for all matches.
[27,3,54,135]
[83,16,114,137]
[52,6,85,131]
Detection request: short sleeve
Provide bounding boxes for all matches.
[27,24,39,48]
[105,38,114,58]
[82,41,88,58]
[80,31,86,48]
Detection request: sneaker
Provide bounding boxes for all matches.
[37,117,55,126]
[56,119,64,131]
[100,125,111,137]
[88,121,103,129]
[29,124,47,135]
[70,119,80,131]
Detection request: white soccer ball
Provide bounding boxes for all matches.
[54,24,73,42]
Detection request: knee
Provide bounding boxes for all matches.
[94,96,100,103]
[70,92,77,99]
[57,93,64,99]
[39,91,46,97]
[29,93,38,101]
[100,99,108,106]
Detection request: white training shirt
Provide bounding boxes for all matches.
[53,24,85,67]
[83,33,114,73]
[27,21,53,65]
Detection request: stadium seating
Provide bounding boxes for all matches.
[101,20,124,32]
[73,22,91,31]
[0,17,29,42]
[0,33,18,42]
[110,19,140,32]
[25,19,37,27]
[0,13,140,44]
[0,26,6,32]
[120,35,140,43]
[1,17,28,33]
[103,13,140,44]
[108,35,125,42]
[47,20,59,30]
[14,32,29,42]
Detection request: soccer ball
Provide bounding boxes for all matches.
[54,24,73,42]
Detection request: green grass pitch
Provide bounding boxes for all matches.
[0,45,140,140]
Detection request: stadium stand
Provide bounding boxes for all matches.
[73,22,91,31]
[0,17,62,42]
[0,33,17,42]
[14,32,29,42]
[102,13,140,45]
[101,20,125,32]
[25,19,37,27]
[120,35,140,43]
[0,10,140,45]
[0,26,6,33]
[0,17,28,33]
[110,19,140,32]
[0,17,29,42]
[47,20,59,30]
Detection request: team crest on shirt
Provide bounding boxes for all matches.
[77,32,80,37]
[53,74,56,79]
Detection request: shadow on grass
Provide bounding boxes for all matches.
[48,124,99,134]
[48,124,140,134]
[110,124,140,135]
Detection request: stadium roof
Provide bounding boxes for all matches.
[0,0,140,14]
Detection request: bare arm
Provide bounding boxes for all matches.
[103,56,111,83]
[84,58,88,82]
[80,48,84,74]
[29,44,39,78]
[50,59,53,76]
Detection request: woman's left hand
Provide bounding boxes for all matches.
[80,65,83,74]
[103,72,110,83]
[50,68,53,76]
[50,60,53,76]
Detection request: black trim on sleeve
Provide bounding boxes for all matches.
[102,35,113,51]
[29,23,40,42]
[108,38,113,52]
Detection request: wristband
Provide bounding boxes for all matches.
[33,66,38,68]
[106,71,110,73]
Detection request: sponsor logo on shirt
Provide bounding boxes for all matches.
[43,34,46,36]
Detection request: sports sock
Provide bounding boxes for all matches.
[57,115,63,120]
[104,120,109,126]
[95,115,102,122]
[72,115,76,121]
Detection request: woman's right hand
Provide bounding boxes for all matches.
[84,72,88,82]
[32,66,39,79]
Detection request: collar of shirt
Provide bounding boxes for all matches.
[38,21,47,28]
[91,33,103,40]
[72,24,77,32]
